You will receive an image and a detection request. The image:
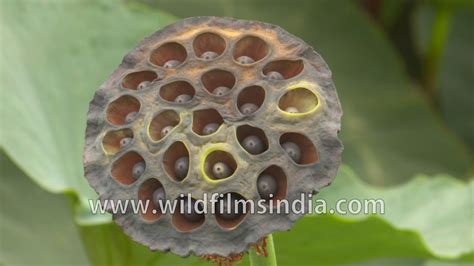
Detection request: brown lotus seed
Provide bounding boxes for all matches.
[240,103,258,115]
[212,162,231,179]
[267,71,284,80]
[282,141,301,163]
[242,135,264,155]
[213,86,230,96]
[119,137,132,148]
[125,111,138,124]
[152,187,165,206]
[218,194,242,220]
[257,174,277,200]
[174,156,189,179]
[182,198,203,222]
[285,106,299,113]
[174,94,192,103]
[163,59,181,69]
[202,122,220,135]
[201,51,219,60]
[160,126,174,138]
[137,80,151,90]
[236,55,255,64]
[132,161,145,179]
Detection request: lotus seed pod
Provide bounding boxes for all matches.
[137,80,150,90]
[160,125,174,138]
[257,174,278,200]
[132,161,145,179]
[236,55,255,64]
[212,162,232,179]
[213,86,230,96]
[242,135,264,155]
[84,17,342,260]
[267,71,284,80]
[202,122,220,135]
[240,103,258,115]
[174,156,189,180]
[281,141,301,163]
[174,94,192,103]
[285,106,299,113]
[152,187,165,206]
[163,59,181,69]
[201,51,219,60]
[119,137,132,148]
[124,111,138,123]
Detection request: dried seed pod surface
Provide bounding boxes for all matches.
[84,16,342,257]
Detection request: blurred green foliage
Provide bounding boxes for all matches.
[415,5,474,153]
[0,0,473,265]
[0,152,88,265]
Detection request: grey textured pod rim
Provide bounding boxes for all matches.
[83,16,343,257]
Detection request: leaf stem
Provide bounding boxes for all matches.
[249,235,277,266]
[422,6,452,108]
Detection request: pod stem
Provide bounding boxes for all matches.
[249,235,277,266]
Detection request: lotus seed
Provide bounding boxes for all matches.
[174,156,189,180]
[201,51,219,60]
[137,80,150,90]
[132,161,145,179]
[125,111,138,123]
[237,55,255,64]
[163,59,181,69]
[267,71,284,80]
[240,103,258,115]
[182,198,203,222]
[174,94,192,103]
[152,187,165,207]
[257,174,278,200]
[202,123,220,135]
[242,135,264,154]
[282,141,301,163]
[119,137,132,148]
[212,162,231,179]
[285,106,299,113]
[160,125,174,138]
[219,194,241,220]
[213,86,230,96]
